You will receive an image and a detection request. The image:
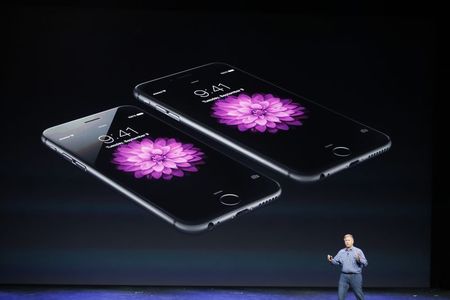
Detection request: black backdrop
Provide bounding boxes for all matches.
[1,3,439,287]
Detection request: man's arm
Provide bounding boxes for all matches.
[330,251,342,265]
[356,250,368,267]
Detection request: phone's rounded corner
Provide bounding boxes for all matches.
[133,81,149,97]
[205,61,233,68]
[133,86,142,99]
[382,132,392,150]
[287,169,321,182]
[371,126,391,147]
[40,131,49,144]
[173,220,212,234]
[116,104,140,111]
[41,126,56,145]
[272,180,283,196]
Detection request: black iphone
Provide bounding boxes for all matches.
[134,62,391,181]
[42,105,281,233]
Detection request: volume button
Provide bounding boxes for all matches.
[74,160,87,171]
[167,112,180,121]
[61,152,86,172]
[61,152,73,162]
[154,105,167,114]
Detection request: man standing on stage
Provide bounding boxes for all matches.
[327,234,368,300]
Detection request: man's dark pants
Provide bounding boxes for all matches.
[338,273,364,300]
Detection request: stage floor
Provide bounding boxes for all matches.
[0,287,449,300]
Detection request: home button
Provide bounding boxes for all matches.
[332,146,351,157]
[219,193,241,206]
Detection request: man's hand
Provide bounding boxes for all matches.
[327,255,333,262]
[355,253,361,262]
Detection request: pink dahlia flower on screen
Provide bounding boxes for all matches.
[112,138,205,180]
[211,93,307,133]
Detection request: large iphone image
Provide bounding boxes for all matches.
[42,105,281,233]
[134,63,391,181]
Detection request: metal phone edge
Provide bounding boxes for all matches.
[41,133,282,233]
[133,62,392,182]
[174,185,282,233]
[136,91,391,182]
[41,135,181,228]
[306,140,392,181]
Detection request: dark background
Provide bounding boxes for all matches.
[1,2,442,288]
